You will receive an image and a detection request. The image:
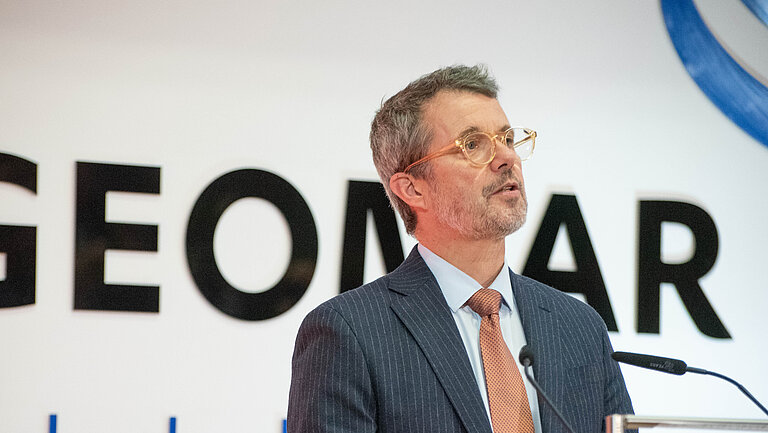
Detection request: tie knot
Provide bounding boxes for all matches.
[466,288,502,317]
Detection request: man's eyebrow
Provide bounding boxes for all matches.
[455,126,480,139]
[455,124,511,139]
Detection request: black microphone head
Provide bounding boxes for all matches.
[612,351,688,375]
[518,345,534,367]
[611,351,627,363]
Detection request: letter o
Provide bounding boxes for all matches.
[186,169,318,320]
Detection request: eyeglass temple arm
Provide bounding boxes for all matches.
[403,144,461,173]
[514,131,536,147]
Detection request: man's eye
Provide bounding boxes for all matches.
[465,140,478,150]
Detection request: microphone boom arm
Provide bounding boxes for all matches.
[612,351,768,417]
[686,367,768,417]
[519,346,577,433]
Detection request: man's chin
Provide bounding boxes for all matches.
[474,211,527,240]
[507,214,527,235]
[501,204,528,235]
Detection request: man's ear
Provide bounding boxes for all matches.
[389,172,427,211]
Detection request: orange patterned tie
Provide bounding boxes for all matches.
[466,288,535,433]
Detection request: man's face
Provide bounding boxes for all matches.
[420,90,527,240]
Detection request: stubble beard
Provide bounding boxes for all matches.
[431,170,528,240]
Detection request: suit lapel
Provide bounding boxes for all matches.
[389,248,492,433]
[511,271,565,433]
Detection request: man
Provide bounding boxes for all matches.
[287,65,633,433]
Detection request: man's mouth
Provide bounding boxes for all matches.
[482,170,524,198]
[491,181,520,196]
[501,182,519,192]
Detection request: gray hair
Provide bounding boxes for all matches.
[369,64,499,235]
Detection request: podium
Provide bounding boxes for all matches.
[606,415,768,432]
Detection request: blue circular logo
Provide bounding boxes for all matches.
[662,0,768,148]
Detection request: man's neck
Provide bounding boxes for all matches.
[417,232,506,288]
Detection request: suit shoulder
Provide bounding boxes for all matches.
[513,273,607,328]
[305,274,393,321]
[294,273,403,358]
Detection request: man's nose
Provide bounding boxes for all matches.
[489,138,521,171]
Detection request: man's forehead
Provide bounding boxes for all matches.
[422,90,509,138]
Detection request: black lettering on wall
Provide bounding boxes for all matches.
[0,153,37,308]
[637,200,729,338]
[74,162,160,312]
[340,180,404,293]
[186,169,317,321]
[522,193,618,331]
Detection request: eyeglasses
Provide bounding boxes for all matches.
[403,127,536,173]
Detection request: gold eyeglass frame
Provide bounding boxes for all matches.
[403,127,537,173]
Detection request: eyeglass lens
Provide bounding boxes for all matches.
[462,128,534,164]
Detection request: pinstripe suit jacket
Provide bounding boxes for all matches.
[288,247,633,433]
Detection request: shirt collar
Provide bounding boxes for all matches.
[418,244,515,313]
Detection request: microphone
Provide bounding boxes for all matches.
[518,345,576,433]
[611,351,688,375]
[612,351,768,417]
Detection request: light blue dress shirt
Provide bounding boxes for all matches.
[418,244,542,433]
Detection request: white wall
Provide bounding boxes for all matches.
[1,0,766,431]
